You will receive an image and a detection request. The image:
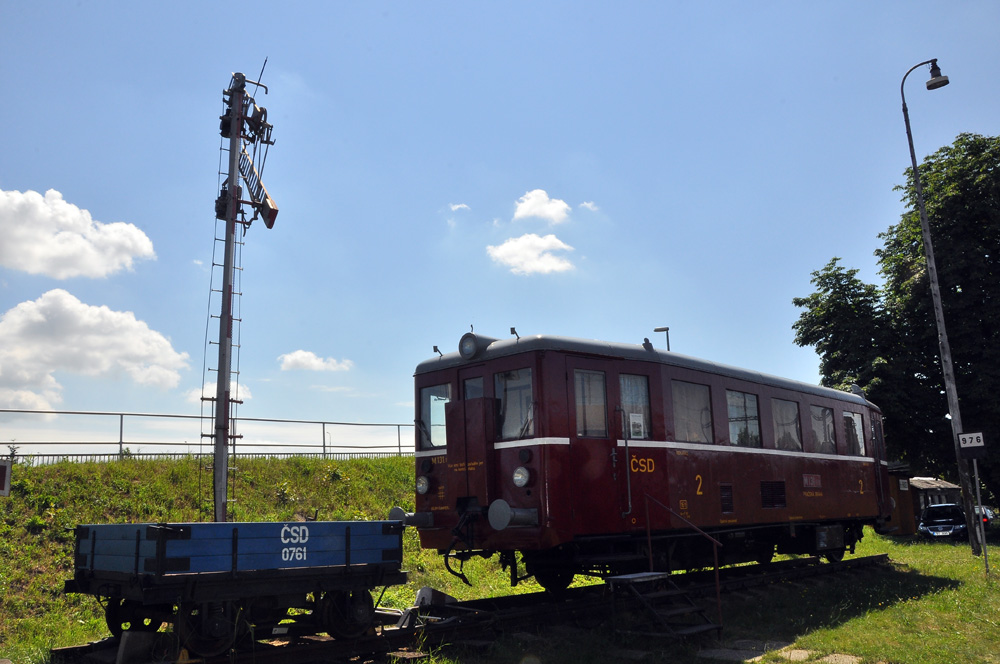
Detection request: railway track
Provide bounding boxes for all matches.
[51,554,889,664]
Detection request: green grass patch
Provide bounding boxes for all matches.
[2,457,998,664]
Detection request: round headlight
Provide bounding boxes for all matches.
[459,332,478,359]
[512,466,530,488]
[416,476,430,495]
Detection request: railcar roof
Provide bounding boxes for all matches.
[415,333,874,408]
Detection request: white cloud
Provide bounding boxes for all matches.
[579,201,599,211]
[449,203,470,211]
[186,380,253,405]
[0,188,155,279]
[486,233,575,275]
[278,350,354,372]
[513,189,571,224]
[0,289,190,409]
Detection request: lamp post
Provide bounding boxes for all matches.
[900,59,982,557]
[654,327,671,351]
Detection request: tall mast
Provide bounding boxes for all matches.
[212,72,278,522]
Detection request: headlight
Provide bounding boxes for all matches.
[512,466,530,488]
[416,476,430,495]
[459,333,478,359]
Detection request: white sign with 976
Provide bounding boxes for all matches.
[959,432,986,459]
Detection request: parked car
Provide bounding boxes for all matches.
[917,504,968,540]
[974,505,994,527]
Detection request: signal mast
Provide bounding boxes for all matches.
[210,72,278,522]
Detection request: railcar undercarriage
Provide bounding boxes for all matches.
[442,520,867,592]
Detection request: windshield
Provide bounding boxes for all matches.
[418,383,451,449]
[921,505,964,522]
[495,368,533,440]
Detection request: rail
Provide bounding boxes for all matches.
[0,408,415,463]
[643,493,724,630]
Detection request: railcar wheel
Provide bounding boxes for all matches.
[175,601,244,657]
[105,599,164,638]
[755,545,775,565]
[318,590,375,639]
[529,566,574,594]
[824,548,846,563]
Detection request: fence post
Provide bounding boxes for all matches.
[119,414,124,458]
[322,423,327,460]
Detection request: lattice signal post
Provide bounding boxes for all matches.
[210,72,278,522]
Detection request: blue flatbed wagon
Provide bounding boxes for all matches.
[64,520,407,656]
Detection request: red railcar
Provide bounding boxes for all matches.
[397,332,892,591]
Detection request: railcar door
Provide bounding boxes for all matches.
[565,356,625,534]
[445,368,493,510]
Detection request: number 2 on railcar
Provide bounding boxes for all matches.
[394,332,892,592]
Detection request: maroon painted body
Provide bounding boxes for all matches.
[408,334,891,586]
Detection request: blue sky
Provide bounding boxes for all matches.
[2,2,998,453]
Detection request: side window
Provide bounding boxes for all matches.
[771,398,802,451]
[872,416,885,460]
[620,374,651,440]
[575,369,608,437]
[495,369,534,440]
[844,411,865,456]
[810,405,837,454]
[418,383,451,449]
[464,377,484,399]
[727,389,761,447]
[672,380,713,443]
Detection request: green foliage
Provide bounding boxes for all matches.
[793,133,1000,502]
[0,456,542,664]
[2,458,998,664]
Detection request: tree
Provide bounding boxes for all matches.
[794,133,1000,505]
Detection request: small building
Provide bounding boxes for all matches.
[885,468,961,536]
[910,476,962,511]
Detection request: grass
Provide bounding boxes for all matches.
[2,457,998,664]
[0,456,539,663]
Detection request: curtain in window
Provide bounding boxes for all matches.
[672,381,712,443]
[772,398,802,451]
[620,374,651,439]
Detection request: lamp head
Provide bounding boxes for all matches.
[926,60,949,90]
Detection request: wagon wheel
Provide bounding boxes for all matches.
[528,564,574,594]
[318,590,375,639]
[824,548,846,563]
[175,601,245,657]
[755,544,776,565]
[104,598,164,638]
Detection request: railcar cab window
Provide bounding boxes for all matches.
[620,374,651,440]
[464,377,484,399]
[495,369,534,440]
[575,370,608,437]
[418,384,451,449]
[810,405,837,454]
[771,398,803,451]
[844,411,865,456]
[672,380,713,443]
[727,390,761,447]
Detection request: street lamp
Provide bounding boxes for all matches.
[900,59,982,557]
[654,327,670,351]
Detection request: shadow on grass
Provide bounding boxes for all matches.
[719,562,959,643]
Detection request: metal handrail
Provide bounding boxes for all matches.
[0,408,414,460]
[643,493,724,630]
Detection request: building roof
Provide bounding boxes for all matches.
[910,477,961,491]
